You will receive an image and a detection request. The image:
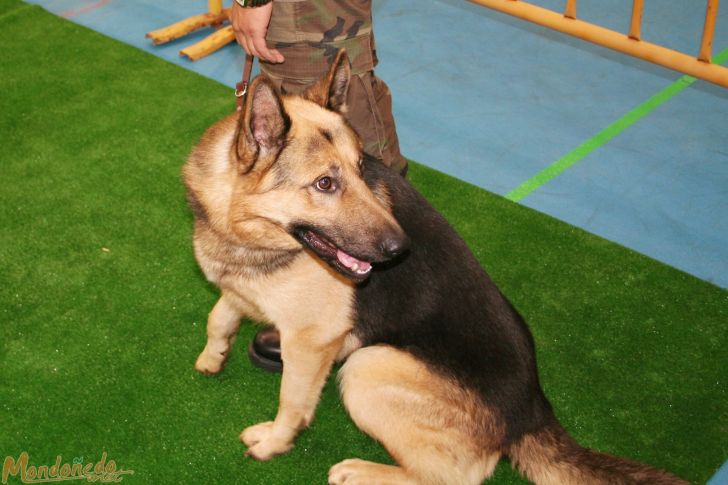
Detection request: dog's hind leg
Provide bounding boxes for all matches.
[333,345,502,485]
[195,293,244,375]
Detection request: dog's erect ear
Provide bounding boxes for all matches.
[303,49,351,113]
[235,76,290,173]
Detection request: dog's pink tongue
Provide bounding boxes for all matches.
[337,250,371,272]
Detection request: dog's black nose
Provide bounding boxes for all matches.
[380,232,410,259]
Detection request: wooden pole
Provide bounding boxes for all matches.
[146,0,232,60]
[145,11,228,45]
[469,0,728,88]
[180,26,235,61]
[699,0,720,62]
[629,0,643,41]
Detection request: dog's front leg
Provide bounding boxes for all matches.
[241,326,345,460]
[195,293,244,375]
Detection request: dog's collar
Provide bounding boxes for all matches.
[235,54,255,111]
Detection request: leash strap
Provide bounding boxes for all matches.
[235,54,255,111]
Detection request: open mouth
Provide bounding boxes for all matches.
[295,228,373,281]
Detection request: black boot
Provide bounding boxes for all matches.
[248,327,283,373]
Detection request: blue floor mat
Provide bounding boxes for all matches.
[23,0,728,290]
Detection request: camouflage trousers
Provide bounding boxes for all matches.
[262,67,406,173]
[261,0,407,173]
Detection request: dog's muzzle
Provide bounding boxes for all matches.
[293,226,409,282]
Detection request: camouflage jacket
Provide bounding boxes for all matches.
[265,0,377,80]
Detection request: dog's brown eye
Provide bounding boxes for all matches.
[315,176,335,192]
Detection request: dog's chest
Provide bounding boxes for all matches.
[220,252,356,333]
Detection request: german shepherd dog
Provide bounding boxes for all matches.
[183,51,685,484]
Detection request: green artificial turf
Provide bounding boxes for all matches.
[1,2,726,483]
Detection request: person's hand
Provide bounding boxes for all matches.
[230,2,285,63]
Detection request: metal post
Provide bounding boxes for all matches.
[208,0,223,15]
[565,0,577,19]
[629,0,644,41]
[699,0,720,62]
[468,0,728,88]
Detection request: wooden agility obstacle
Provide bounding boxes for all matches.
[469,0,728,89]
[145,0,234,61]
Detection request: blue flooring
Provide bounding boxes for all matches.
[24,0,728,288]
[22,0,728,291]
[374,0,728,288]
[709,460,728,485]
[18,0,728,479]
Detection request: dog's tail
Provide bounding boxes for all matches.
[508,420,687,485]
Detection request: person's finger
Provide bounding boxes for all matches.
[243,35,260,59]
[267,47,285,63]
[251,36,284,63]
[233,29,247,51]
[235,33,248,54]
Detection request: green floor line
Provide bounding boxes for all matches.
[506,47,728,203]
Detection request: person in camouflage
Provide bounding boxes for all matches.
[230,0,407,174]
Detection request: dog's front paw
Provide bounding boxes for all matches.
[240,422,293,461]
[194,349,225,375]
[329,459,360,484]
[240,421,274,447]
[329,459,376,484]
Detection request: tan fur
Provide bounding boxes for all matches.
[334,346,504,485]
[196,229,356,460]
[511,433,588,485]
[185,51,508,480]
[185,52,408,461]
[509,428,687,485]
[185,51,686,485]
[334,332,363,362]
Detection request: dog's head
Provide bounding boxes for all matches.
[229,50,408,282]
